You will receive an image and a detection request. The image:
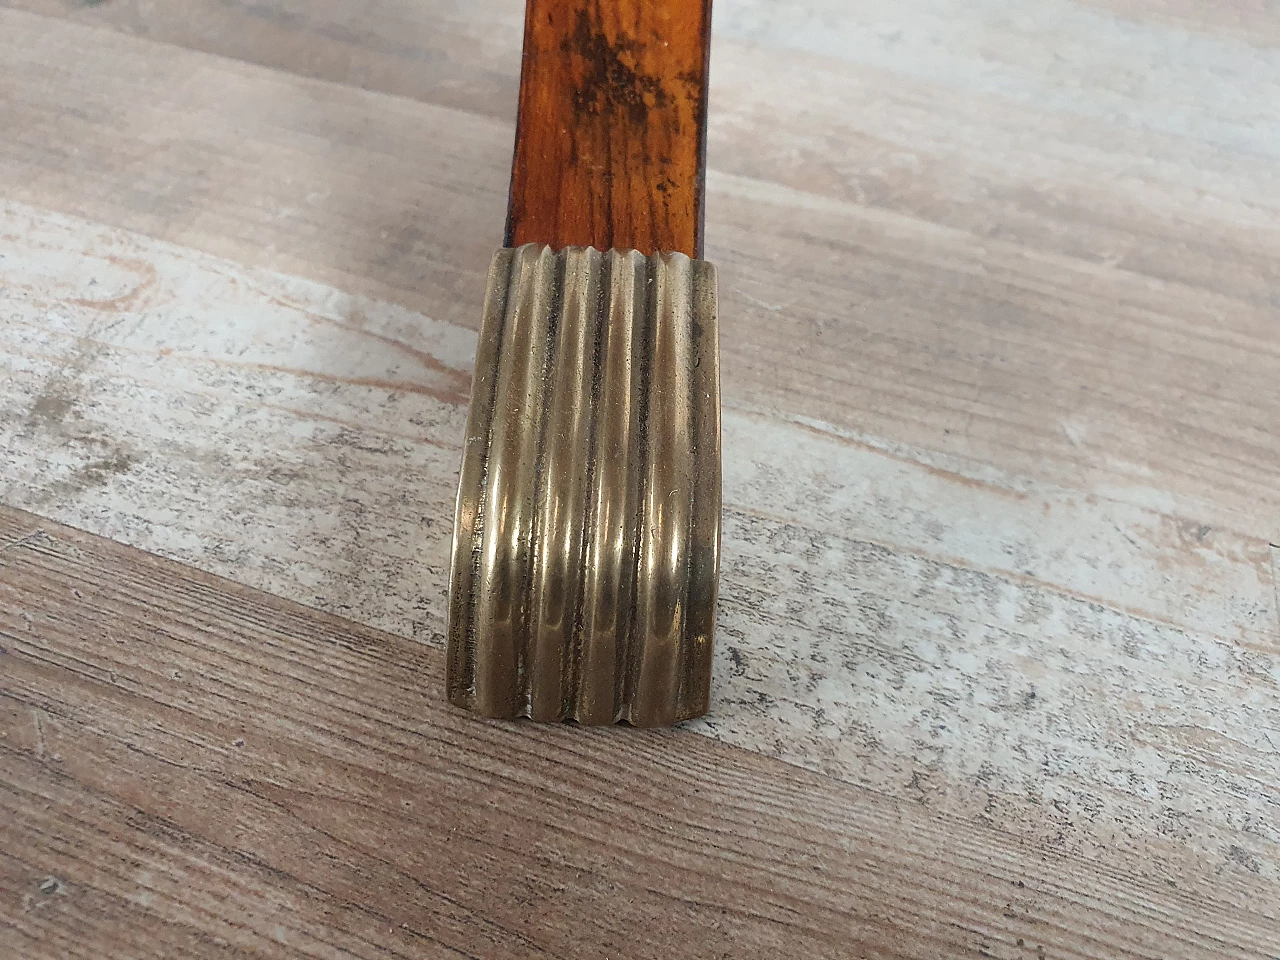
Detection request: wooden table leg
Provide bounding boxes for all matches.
[447,0,721,727]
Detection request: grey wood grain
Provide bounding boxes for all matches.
[1,0,1279,954]
[2,509,1277,959]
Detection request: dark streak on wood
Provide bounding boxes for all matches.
[505,0,713,258]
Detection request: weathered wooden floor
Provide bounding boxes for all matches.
[1,1,1278,956]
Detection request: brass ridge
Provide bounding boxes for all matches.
[447,244,721,726]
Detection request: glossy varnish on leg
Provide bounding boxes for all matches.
[505,0,713,258]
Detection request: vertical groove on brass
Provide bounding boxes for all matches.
[631,254,695,727]
[619,253,654,722]
[448,244,719,726]
[473,245,558,717]
[447,248,515,710]
[578,250,645,724]
[681,261,721,719]
[528,248,599,721]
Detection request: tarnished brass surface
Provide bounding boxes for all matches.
[448,244,721,726]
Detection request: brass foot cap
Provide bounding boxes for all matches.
[447,244,721,727]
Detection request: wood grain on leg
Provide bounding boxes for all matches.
[505,0,712,257]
